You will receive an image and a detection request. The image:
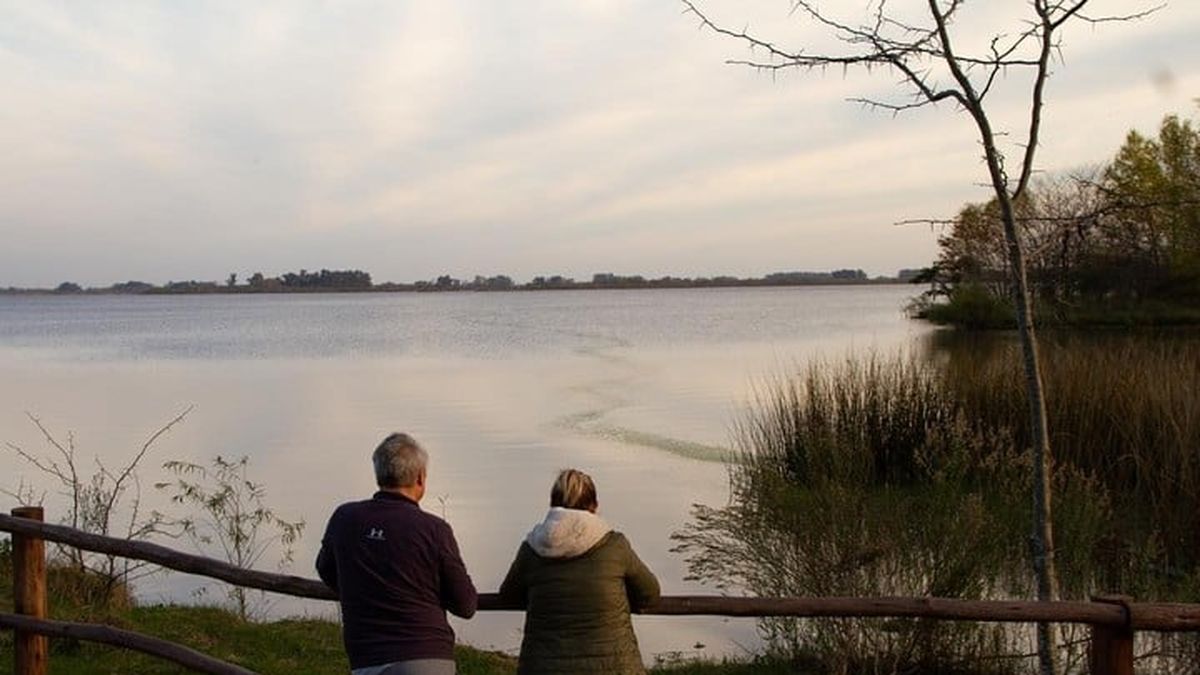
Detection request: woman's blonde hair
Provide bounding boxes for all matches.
[550,468,597,511]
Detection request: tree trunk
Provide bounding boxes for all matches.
[973,109,1060,675]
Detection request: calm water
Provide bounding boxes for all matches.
[0,285,929,660]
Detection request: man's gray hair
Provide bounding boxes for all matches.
[373,432,428,488]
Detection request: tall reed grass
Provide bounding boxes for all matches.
[931,331,1200,579]
[674,335,1200,673]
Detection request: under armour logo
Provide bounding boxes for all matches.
[366,528,386,541]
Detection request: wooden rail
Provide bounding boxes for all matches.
[1,511,334,601]
[6,509,1200,675]
[0,612,255,675]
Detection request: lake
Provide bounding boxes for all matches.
[0,285,930,661]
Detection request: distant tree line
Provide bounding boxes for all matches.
[915,109,1200,327]
[7,268,909,296]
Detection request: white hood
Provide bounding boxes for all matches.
[525,507,612,559]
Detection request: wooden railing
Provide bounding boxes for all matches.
[5,508,1200,675]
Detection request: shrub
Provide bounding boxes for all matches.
[919,283,1015,329]
[2,408,192,608]
[158,455,305,620]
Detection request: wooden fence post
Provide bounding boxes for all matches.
[12,506,48,675]
[1090,594,1133,675]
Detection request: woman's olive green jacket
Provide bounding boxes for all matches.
[498,508,661,675]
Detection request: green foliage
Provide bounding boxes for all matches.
[919,283,1016,329]
[1102,114,1200,294]
[926,110,1200,327]
[157,455,304,620]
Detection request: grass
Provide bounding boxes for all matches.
[13,604,513,675]
[0,602,804,674]
[31,605,351,675]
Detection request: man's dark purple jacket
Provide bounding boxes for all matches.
[316,491,478,669]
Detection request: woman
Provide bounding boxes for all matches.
[499,469,661,675]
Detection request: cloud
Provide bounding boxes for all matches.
[0,0,1196,285]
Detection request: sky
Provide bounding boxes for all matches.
[1,1,1198,287]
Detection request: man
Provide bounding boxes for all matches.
[317,432,477,675]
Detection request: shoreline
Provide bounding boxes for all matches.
[1,279,913,297]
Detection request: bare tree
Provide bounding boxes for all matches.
[4,407,193,603]
[680,2,1156,673]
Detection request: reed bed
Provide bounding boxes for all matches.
[933,332,1200,577]
[674,334,1200,673]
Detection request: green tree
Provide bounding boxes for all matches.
[1101,113,1200,296]
[926,111,1199,312]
